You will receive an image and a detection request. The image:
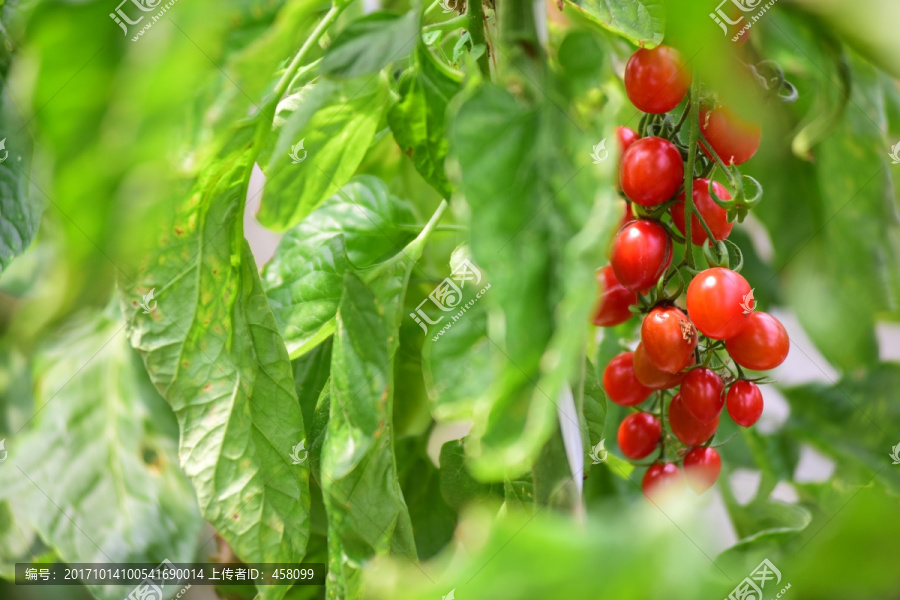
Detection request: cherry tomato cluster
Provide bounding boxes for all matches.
[593,45,791,503]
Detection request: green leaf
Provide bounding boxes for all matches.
[756,33,897,370]
[564,0,665,48]
[120,147,309,600]
[263,176,416,358]
[257,77,390,231]
[396,437,456,560]
[320,203,445,598]
[320,11,419,79]
[322,273,418,600]
[0,307,202,600]
[438,439,500,510]
[778,364,900,493]
[449,80,619,479]
[0,108,40,275]
[582,361,607,448]
[388,44,461,198]
[420,247,492,422]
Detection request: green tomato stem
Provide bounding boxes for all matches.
[683,78,701,269]
[466,0,491,78]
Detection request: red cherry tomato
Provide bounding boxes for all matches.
[642,462,685,502]
[632,343,686,390]
[686,267,752,340]
[683,446,721,494]
[624,46,690,114]
[592,266,638,327]
[680,367,725,423]
[618,200,635,230]
[700,106,761,166]
[617,412,662,460]
[620,137,684,207]
[603,352,654,407]
[670,178,733,245]
[668,393,719,446]
[725,311,789,371]
[726,380,764,427]
[640,305,698,374]
[617,126,639,154]
[610,220,672,292]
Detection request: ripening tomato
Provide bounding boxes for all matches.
[726,380,764,427]
[610,220,672,292]
[592,266,638,327]
[686,267,752,340]
[632,343,686,390]
[620,137,684,207]
[683,446,721,494]
[603,352,655,407]
[642,462,685,502]
[624,46,690,114]
[670,178,733,245]
[680,367,725,423]
[725,311,789,371]
[700,106,761,166]
[617,412,662,460]
[617,126,639,155]
[668,393,719,446]
[640,305,697,374]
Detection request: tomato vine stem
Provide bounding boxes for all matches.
[683,78,701,269]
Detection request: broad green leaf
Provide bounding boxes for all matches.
[533,426,579,510]
[396,437,456,560]
[320,11,419,79]
[501,480,535,514]
[322,273,418,600]
[420,247,492,422]
[564,0,665,48]
[321,203,445,598]
[292,338,333,437]
[718,484,812,575]
[450,85,554,478]
[439,439,501,511]
[388,44,461,198]
[257,77,390,231]
[450,80,619,479]
[0,307,201,600]
[0,13,40,276]
[579,358,607,482]
[121,146,309,600]
[263,176,416,357]
[778,364,900,493]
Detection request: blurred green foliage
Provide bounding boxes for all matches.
[1,0,900,599]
